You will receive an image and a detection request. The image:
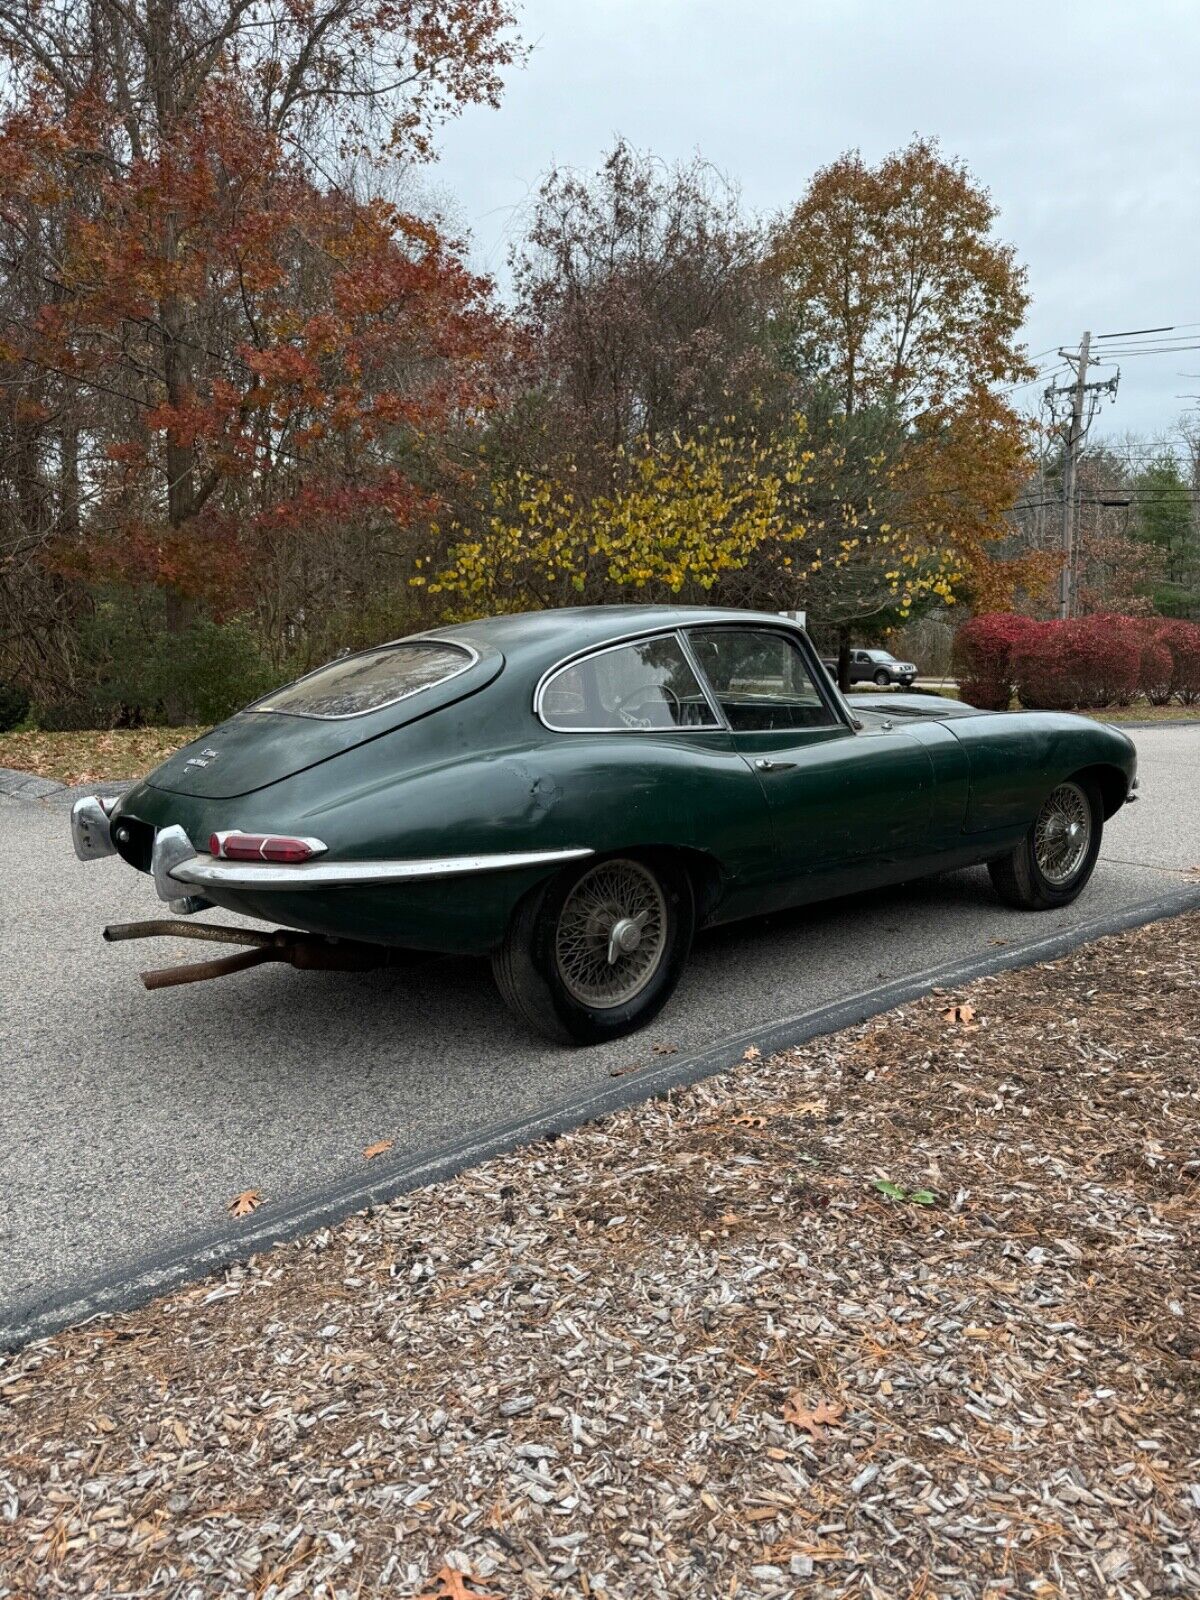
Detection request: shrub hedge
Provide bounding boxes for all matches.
[954,613,1200,710]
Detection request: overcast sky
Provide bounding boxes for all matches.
[434,0,1200,446]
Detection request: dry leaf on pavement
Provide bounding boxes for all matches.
[362,1139,394,1160]
[226,1189,263,1218]
[782,1393,845,1438]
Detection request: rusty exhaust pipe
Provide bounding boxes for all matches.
[103,918,396,991]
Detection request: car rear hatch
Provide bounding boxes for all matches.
[147,637,503,800]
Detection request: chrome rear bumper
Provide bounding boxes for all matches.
[159,829,593,895]
[73,801,594,904]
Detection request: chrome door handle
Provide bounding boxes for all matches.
[754,758,797,772]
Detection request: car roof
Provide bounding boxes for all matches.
[418,604,806,676]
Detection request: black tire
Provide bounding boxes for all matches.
[873,669,890,687]
[492,852,695,1045]
[988,775,1104,910]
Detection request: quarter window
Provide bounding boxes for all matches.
[540,635,719,732]
[258,641,474,719]
[688,628,836,732]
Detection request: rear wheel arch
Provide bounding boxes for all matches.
[642,844,725,927]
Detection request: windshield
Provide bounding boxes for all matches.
[257,641,475,720]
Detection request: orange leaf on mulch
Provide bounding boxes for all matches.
[416,1565,503,1600]
[782,1394,845,1438]
[940,1002,976,1026]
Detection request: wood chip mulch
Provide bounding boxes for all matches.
[2,914,1198,1599]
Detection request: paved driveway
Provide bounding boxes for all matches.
[2,725,1198,1337]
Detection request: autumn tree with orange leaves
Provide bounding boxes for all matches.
[770,137,1047,621]
[0,0,519,715]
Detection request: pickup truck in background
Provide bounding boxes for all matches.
[821,647,918,687]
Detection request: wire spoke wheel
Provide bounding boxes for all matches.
[554,859,668,1009]
[1033,781,1092,885]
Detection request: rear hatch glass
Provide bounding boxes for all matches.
[148,638,501,799]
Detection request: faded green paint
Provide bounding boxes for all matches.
[111,606,1138,956]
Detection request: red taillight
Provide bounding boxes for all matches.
[262,837,316,863]
[209,832,322,863]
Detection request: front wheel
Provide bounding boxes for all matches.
[873,669,891,687]
[492,853,694,1044]
[988,776,1103,910]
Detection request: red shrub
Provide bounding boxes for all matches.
[1012,629,1074,710]
[1012,616,1140,710]
[1159,620,1200,704]
[953,613,1041,710]
[1140,637,1175,705]
[1083,614,1143,706]
[963,611,1194,709]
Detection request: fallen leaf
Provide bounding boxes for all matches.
[362,1139,394,1160]
[940,1002,976,1026]
[742,1044,762,1061]
[782,1393,845,1438]
[651,1041,677,1056]
[416,1565,503,1600]
[227,1189,263,1218]
[731,1113,766,1127]
[873,1178,907,1200]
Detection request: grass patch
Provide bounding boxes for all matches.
[1078,703,1200,723]
[0,727,202,786]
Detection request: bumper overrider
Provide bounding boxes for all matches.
[70,795,592,911]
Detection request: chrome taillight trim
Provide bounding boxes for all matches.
[209,831,329,861]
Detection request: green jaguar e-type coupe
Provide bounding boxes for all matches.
[72,606,1137,1043]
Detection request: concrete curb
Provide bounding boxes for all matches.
[4,883,1198,1353]
[0,766,65,800]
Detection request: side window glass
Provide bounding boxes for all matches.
[689,628,836,732]
[540,635,720,732]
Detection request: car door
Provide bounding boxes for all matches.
[686,625,937,900]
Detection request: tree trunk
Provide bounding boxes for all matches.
[836,624,852,694]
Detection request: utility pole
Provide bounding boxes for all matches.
[1058,331,1090,620]
[1044,333,1119,618]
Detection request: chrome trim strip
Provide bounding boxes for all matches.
[253,640,481,722]
[534,627,725,735]
[166,845,595,892]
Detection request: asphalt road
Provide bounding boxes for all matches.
[2,725,1198,1336]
